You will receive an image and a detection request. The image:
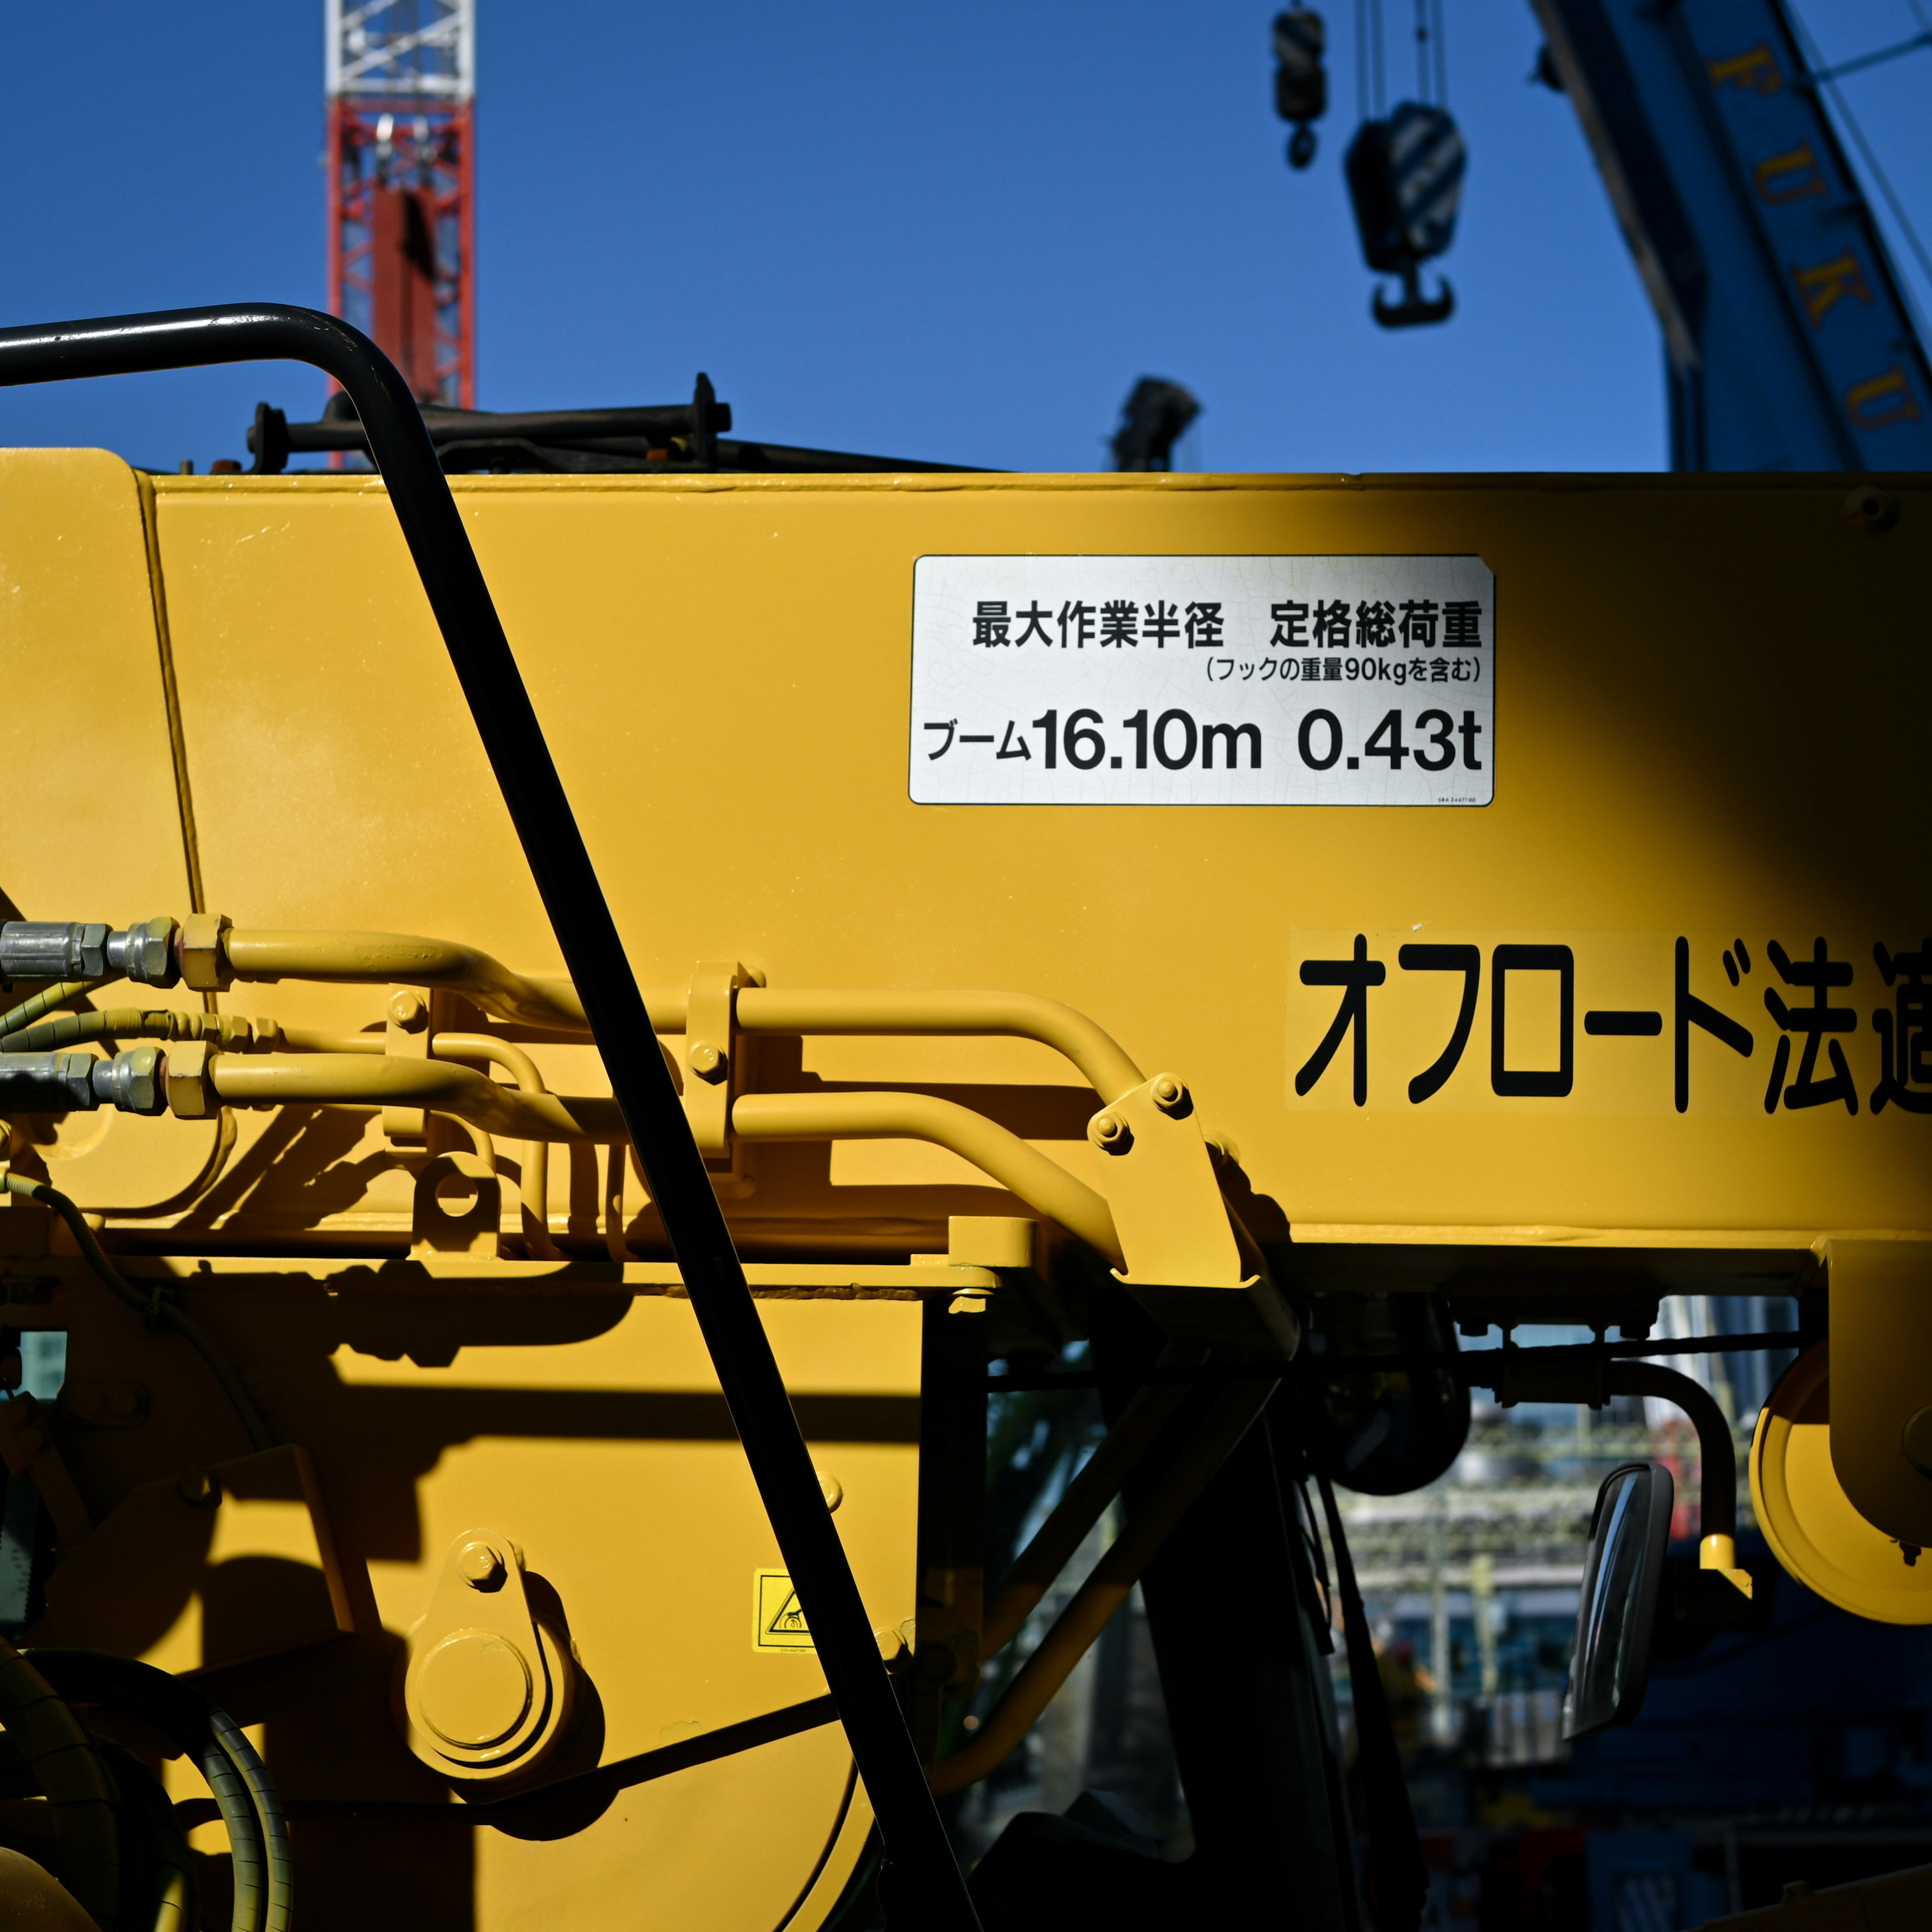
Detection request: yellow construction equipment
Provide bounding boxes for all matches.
[0,305,1923,1930]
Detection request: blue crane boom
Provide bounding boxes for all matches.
[1533,0,1932,470]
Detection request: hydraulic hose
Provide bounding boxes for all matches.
[95,1740,198,1932]
[0,1637,120,1929]
[1,1008,253,1054]
[0,1174,271,1454]
[28,1650,285,1932]
[0,981,103,1040]
[0,303,977,1927]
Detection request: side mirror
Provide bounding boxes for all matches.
[1562,1462,1673,1741]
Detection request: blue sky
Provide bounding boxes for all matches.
[0,2,1924,474]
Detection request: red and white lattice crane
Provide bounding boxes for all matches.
[325,0,475,406]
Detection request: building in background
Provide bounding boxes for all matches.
[325,0,475,405]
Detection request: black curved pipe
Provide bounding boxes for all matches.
[0,305,976,1930]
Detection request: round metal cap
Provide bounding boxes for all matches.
[1752,1342,1932,1626]
[418,1629,533,1748]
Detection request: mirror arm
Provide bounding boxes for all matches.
[1603,1365,1752,1599]
[1468,1353,1752,1598]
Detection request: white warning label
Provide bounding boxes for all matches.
[909,554,1494,807]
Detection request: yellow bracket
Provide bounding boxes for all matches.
[1091,1073,1298,1355]
[1700,1532,1754,1599]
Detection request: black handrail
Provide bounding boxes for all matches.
[0,304,978,1930]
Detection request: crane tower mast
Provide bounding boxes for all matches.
[325,0,475,406]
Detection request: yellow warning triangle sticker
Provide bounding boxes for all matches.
[754,1570,816,1650]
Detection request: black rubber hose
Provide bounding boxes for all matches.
[0,1637,121,1929]
[27,1649,281,1932]
[94,1738,199,1932]
[0,301,977,1930]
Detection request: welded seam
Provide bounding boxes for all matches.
[134,470,209,926]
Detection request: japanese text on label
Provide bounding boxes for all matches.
[911,555,1495,807]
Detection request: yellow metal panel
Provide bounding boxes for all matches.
[0,450,194,919]
[0,452,218,1211]
[142,468,1932,1241]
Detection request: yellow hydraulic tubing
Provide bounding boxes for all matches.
[431,1031,560,1257]
[929,1376,1279,1796]
[199,1053,627,1142]
[729,1090,1124,1267]
[220,930,604,1034]
[212,928,1145,1096]
[189,1057,1129,1263]
[734,990,1145,1103]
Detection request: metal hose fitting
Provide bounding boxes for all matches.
[0,917,180,989]
[0,1051,99,1110]
[0,1047,168,1115]
[91,1046,168,1115]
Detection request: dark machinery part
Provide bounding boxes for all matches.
[968,1295,1372,1931]
[0,302,979,1932]
[0,1639,120,1928]
[1111,378,1201,472]
[1345,102,1466,327]
[1312,1465,1430,1932]
[29,1649,284,1932]
[1308,1292,1470,1495]
[1274,8,1329,170]
[246,373,984,476]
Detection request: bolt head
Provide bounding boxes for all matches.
[122,1046,165,1116]
[178,913,233,993]
[1843,486,1899,533]
[688,1039,727,1081]
[1151,1073,1188,1115]
[177,1469,220,1508]
[458,1540,507,1590]
[166,1040,216,1120]
[817,1469,844,1513]
[388,991,427,1030]
[1087,1110,1131,1153]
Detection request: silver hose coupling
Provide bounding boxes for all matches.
[0,917,180,989]
[107,917,181,986]
[91,1046,167,1115]
[0,1047,167,1115]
